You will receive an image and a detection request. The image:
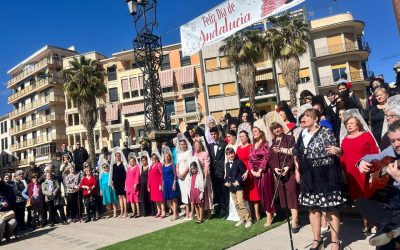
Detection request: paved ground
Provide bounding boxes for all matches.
[2,216,183,250]
[230,215,375,250]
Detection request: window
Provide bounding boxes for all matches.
[208,85,221,98]
[165,100,175,117]
[32,131,37,139]
[45,109,50,116]
[0,123,3,134]
[112,132,121,147]
[68,114,73,126]
[138,129,145,137]
[180,51,191,67]
[107,65,117,81]
[3,122,6,133]
[211,111,224,123]
[109,88,119,102]
[74,113,80,125]
[182,83,194,89]
[299,68,311,83]
[31,114,36,125]
[22,134,27,142]
[278,74,285,87]
[331,64,347,81]
[162,87,174,93]
[1,139,3,151]
[205,58,218,71]
[220,56,230,69]
[131,90,139,98]
[4,138,7,150]
[185,97,196,113]
[123,92,131,99]
[22,117,26,124]
[223,82,236,96]
[161,54,171,70]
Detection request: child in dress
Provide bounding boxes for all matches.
[99,163,118,218]
[190,160,204,224]
[126,157,141,218]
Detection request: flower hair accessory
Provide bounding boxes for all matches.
[346,82,353,89]
[245,103,251,107]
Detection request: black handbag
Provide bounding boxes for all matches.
[54,195,66,207]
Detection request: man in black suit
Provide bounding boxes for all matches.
[209,126,228,218]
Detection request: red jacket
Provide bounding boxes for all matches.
[27,182,44,204]
[80,176,97,196]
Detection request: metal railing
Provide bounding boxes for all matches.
[8,74,64,103]
[319,69,369,87]
[314,41,370,58]
[10,115,64,135]
[171,103,202,116]
[9,94,65,118]
[11,133,67,151]
[8,58,62,87]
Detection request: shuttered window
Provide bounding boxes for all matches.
[211,111,224,123]
[220,56,230,69]
[278,74,285,87]
[205,58,218,71]
[223,82,236,96]
[208,85,220,97]
[109,87,119,103]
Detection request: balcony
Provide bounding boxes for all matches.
[314,42,370,59]
[319,69,371,87]
[11,157,35,168]
[9,94,64,119]
[178,84,198,96]
[11,133,67,151]
[171,103,202,123]
[8,74,65,104]
[10,114,64,135]
[8,58,62,88]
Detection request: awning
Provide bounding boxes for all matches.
[106,104,119,121]
[256,70,273,81]
[121,78,130,93]
[159,70,174,88]
[138,76,144,89]
[121,103,144,115]
[130,77,138,91]
[36,104,50,112]
[176,66,194,85]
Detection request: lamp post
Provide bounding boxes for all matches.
[125,0,171,152]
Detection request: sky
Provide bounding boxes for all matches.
[0,0,398,115]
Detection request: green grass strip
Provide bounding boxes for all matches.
[101,215,286,250]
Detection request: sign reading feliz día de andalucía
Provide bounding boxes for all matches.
[180,0,305,56]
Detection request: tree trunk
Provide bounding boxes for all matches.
[238,64,257,117]
[279,56,300,108]
[86,128,96,168]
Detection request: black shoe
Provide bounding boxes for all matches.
[50,223,55,227]
[310,240,324,250]
[292,226,300,234]
[84,218,91,223]
[92,217,98,221]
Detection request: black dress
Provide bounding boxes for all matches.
[139,165,154,216]
[293,126,347,212]
[370,106,385,147]
[112,162,126,196]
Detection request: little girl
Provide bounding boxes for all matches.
[99,163,118,218]
[80,167,98,222]
[189,160,205,224]
[125,156,141,218]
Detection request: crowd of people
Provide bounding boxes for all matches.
[1,77,400,249]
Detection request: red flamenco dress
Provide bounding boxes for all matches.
[237,144,260,202]
[340,131,379,200]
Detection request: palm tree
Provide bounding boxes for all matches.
[63,56,107,167]
[264,13,310,107]
[219,30,264,116]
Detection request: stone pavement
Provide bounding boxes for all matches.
[230,215,375,250]
[2,216,183,250]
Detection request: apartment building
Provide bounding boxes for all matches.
[0,114,14,173]
[6,45,77,168]
[102,44,206,149]
[201,12,371,116]
[63,52,108,154]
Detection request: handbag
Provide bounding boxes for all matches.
[0,210,15,221]
[54,195,66,207]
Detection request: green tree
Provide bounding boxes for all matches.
[63,56,107,167]
[264,13,310,107]
[219,30,264,116]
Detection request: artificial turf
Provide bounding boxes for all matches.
[101,214,286,250]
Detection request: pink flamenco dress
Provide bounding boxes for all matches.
[148,162,164,202]
[125,164,141,203]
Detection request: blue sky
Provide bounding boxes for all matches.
[0,0,398,115]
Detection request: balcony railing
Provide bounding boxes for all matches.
[8,58,62,88]
[171,103,202,116]
[314,41,370,58]
[11,157,35,168]
[10,94,65,118]
[8,74,65,103]
[319,69,369,87]
[11,133,67,151]
[10,114,64,135]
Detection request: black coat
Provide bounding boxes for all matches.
[224,159,246,192]
[208,140,227,179]
[73,147,89,171]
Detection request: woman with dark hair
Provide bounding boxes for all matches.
[300,90,314,105]
[277,108,346,250]
[268,122,299,233]
[238,106,254,142]
[148,153,165,218]
[278,101,297,130]
[237,130,260,221]
[249,123,276,227]
[139,152,153,216]
[337,81,367,120]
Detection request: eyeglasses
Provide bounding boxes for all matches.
[386,115,398,119]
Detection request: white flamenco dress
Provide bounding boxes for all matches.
[177,150,192,204]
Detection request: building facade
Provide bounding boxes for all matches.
[7,45,77,168]
[0,114,14,173]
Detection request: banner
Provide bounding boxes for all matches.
[180,0,305,56]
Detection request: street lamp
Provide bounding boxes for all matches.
[124,0,171,152]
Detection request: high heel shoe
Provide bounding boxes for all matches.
[310,239,324,250]
[331,241,341,250]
